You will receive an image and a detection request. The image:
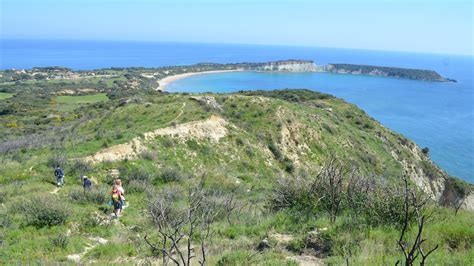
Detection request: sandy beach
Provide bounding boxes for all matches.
[156,69,242,91]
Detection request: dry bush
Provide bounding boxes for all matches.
[145,183,223,265]
[271,156,416,227]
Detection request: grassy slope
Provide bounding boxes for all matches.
[0,89,473,264]
[54,93,109,104]
[0,92,15,100]
[51,93,109,111]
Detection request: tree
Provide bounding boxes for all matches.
[421,147,429,155]
[396,176,438,266]
[311,156,356,223]
[144,183,221,265]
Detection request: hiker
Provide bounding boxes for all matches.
[54,165,65,187]
[115,178,126,211]
[111,185,123,218]
[83,176,92,192]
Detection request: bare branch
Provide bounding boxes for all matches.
[396,175,438,265]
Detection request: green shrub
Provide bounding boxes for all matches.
[322,123,334,134]
[82,215,102,228]
[268,142,283,161]
[85,242,137,259]
[217,250,253,266]
[186,139,200,150]
[127,180,149,193]
[235,137,244,146]
[161,138,174,148]
[114,130,124,140]
[140,150,156,161]
[221,227,239,239]
[271,165,407,227]
[47,154,68,168]
[49,233,69,249]
[0,213,11,228]
[245,146,254,157]
[270,176,316,213]
[359,187,405,227]
[69,159,93,178]
[440,222,474,250]
[287,238,305,253]
[238,89,333,103]
[119,168,154,185]
[422,147,429,155]
[345,176,406,227]
[283,157,295,173]
[0,191,7,204]
[68,187,108,204]
[158,168,182,183]
[19,196,69,227]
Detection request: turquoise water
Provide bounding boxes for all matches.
[169,71,473,182]
[1,39,472,182]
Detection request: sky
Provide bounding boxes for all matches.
[0,0,472,55]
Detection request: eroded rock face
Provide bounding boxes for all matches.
[84,138,146,163]
[84,116,228,163]
[386,134,472,210]
[276,107,319,166]
[255,60,318,72]
[190,96,223,111]
[143,115,228,142]
[461,193,474,210]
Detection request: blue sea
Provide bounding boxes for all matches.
[1,39,473,182]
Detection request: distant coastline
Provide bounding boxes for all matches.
[156,69,242,91]
[1,59,456,92]
[154,60,455,90]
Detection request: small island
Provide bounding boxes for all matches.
[323,63,456,82]
[246,60,456,82]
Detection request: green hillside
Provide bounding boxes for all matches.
[0,81,472,264]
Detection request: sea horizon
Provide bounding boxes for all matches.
[3,38,474,57]
[1,39,473,71]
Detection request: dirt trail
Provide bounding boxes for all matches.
[270,232,294,243]
[287,255,323,266]
[63,170,129,263]
[50,187,60,195]
[269,232,323,265]
[67,236,109,263]
[171,102,186,122]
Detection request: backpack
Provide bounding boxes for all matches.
[83,179,92,188]
[55,168,64,178]
[112,191,120,203]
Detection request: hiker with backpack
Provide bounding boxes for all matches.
[54,165,65,187]
[115,178,126,211]
[83,176,92,193]
[111,185,124,218]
